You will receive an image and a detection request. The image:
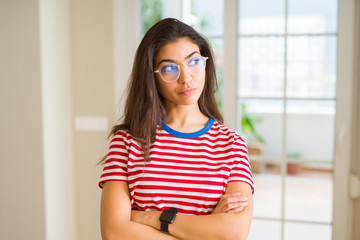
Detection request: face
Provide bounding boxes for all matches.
[154,38,206,109]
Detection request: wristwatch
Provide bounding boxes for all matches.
[159,207,178,234]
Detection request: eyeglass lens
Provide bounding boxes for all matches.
[159,56,206,82]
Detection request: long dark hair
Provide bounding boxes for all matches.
[104,18,223,162]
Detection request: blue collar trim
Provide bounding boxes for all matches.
[160,118,214,139]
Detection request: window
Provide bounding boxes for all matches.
[237,0,338,239]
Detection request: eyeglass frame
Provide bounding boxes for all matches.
[154,55,208,83]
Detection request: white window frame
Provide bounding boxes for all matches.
[332,0,357,239]
[113,0,358,239]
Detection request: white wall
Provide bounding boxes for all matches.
[0,0,46,239]
[70,0,115,239]
[0,0,113,239]
[39,0,77,239]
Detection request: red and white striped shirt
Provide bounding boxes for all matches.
[99,118,254,215]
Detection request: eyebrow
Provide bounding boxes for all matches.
[156,51,200,67]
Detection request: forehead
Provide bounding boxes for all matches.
[155,38,200,64]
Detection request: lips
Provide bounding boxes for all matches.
[179,88,196,95]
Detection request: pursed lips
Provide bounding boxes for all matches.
[178,88,196,95]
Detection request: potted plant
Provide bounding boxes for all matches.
[241,103,265,173]
[241,103,264,144]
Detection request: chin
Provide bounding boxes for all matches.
[167,97,200,107]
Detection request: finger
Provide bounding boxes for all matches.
[217,199,247,212]
[219,195,248,205]
[226,202,249,213]
[227,206,244,213]
[218,193,241,201]
[222,200,249,212]
[219,194,240,202]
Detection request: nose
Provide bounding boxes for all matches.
[178,64,192,85]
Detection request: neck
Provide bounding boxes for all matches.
[163,102,209,133]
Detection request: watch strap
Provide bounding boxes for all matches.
[160,208,178,234]
[161,220,169,233]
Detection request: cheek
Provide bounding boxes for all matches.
[156,79,172,98]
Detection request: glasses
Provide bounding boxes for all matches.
[154,55,208,82]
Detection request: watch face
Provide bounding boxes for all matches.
[160,209,177,223]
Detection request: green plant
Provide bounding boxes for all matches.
[141,0,163,35]
[241,103,264,143]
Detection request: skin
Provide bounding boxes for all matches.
[154,37,209,133]
[100,37,253,240]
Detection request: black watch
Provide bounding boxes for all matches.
[159,207,178,234]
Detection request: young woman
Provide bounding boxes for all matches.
[99,18,254,240]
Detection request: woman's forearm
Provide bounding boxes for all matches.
[100,181,180,240]
[130,182,253,240]
[170,212,251,240]
[102,218,180,240]
[131,210,251,240]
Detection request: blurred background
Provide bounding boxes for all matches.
[0,0,359,239]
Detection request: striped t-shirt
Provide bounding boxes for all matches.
[99,118,254,215]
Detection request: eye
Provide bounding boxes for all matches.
[161,64,178,74]
[188,56,202,67]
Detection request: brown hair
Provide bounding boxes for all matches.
[103,18,223,163]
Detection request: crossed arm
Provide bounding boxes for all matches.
[100,181,253,240]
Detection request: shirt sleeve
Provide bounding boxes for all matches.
[98,130,130,188]
[228,133,254,194]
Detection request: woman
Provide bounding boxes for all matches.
[99,18,254,240]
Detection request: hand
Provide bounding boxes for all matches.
[131,210,143,224]
[131,210,162,230]
[212,192,248,214]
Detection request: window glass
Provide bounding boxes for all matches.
[248,219,282,240]
[186,0,224,36]
[239,0,285,35]
[285,172,333,223]
[238,37,285,98]
[288,0,338,34]
[237,0,338,239]
[141,0,163,35]
[286,100,335,162]
[284,222,332,240]
[252,172,282,219]
[287,36,337,98]
[237,99,283,159]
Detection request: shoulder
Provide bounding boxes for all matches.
[210,121,247,145]
[110,129,128,142]
[109,129,135,148]
[112,128,131,139]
